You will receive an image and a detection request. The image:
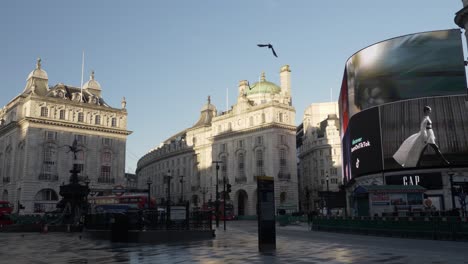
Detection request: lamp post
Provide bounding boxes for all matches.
[179,175,185,204]
[84,177,91,205]
[449,171,456,211]
[212,160,222,228]
[164,170,172,227]
[147,177,153,209]
[326,174,330,216]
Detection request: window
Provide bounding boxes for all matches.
[111,118,117,127]
[330,168,338,175]
[59,110,65,120]
[95,115,101,125]
[255,136,263,145]
[279,112,283,122]
[320,159,324,167]
[45,131,57,141]
[102,138,112,146]
[261,113,266,123]
[221,155,227,181]
[78,112,84,122]
[319,150,323,156]
[75,134,87,145]
[228,122,232,130]
[40,107,48,117]
[280,135,286,144]
[256,149,264,176]
[220,143,227,152]
[320,169,324,177]
[249,116,254,126]
[279,149,287,175]
[331,178,338,184]
[238,153,245,179]
[192,137,197,145]
[100,166,111,178]
[36,189,58,201]
[238,140,243,148]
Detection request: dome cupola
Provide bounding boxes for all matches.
[245,72,281,96]
[82,70,102,97]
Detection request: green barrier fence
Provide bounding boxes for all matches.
[312,216,468,241]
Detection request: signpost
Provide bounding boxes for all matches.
[257,176,275,252]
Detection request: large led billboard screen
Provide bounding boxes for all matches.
[381,95,468,170]
[345,29,466,118]
[339,29,468,180]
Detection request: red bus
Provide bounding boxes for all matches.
[89,194,156,209]
[202,200,236,220]
[0,201,14,226]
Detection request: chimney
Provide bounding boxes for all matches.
[280,65,291,96]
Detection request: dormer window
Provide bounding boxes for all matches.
[95,115,101,125]
[40,107,48,117]
[78,112,84,122]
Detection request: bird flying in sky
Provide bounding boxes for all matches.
[257,43,278,57]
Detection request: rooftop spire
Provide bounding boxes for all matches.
[261,72,266,82]
[208,95,211,104]
[91,70,95,80]
[36,58,41,69]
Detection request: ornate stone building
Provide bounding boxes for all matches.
[137,65,298,216]
[297,102,342,213]
[0,59,131,214]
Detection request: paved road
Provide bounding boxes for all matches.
[0,221,467,263]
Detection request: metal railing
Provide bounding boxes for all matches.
[97,177,115,184]
[38,174,59,181]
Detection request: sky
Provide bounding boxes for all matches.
[1,0,465,173]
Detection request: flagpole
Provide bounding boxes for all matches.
[80,51,84,102]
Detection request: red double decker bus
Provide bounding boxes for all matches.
[201,200,236,220]
[89,194,156,209]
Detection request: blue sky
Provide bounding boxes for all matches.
[1,1,465,173]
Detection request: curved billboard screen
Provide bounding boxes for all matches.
[345,29,466,118]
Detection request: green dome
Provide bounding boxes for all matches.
[246,72,281,95]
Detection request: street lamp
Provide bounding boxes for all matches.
[212,160,222,228]
[147,177,153,209]
[179,175,185,204]
[448,171,456,211]
[164,170,173,227]
[326,174,330,216]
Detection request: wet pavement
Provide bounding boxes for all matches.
[0,221,467,263]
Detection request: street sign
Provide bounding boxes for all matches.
[112,185,126,197]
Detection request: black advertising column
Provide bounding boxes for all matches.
[257,176,275,252]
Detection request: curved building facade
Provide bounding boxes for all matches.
[137,65,299,216]
[339,30,468,216]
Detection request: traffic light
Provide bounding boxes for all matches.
[226,183,232,193]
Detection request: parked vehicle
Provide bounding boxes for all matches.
[0,201,14,226]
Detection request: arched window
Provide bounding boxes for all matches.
[255,149,264,176]
[35,189,58,201]
[78,112,84,122]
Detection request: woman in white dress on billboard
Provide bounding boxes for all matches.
[393,106,450,167]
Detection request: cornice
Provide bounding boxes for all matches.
[21,117,132,135]
[0,121,19,136]
[29,94,126,114]
[211,122,296,140]
[137,147,195,171]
